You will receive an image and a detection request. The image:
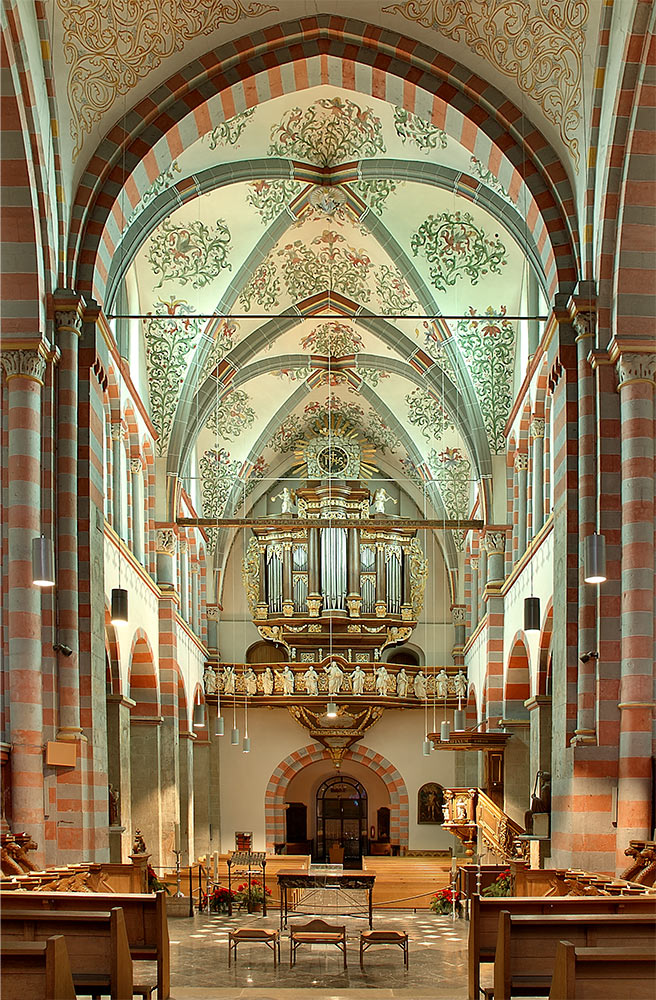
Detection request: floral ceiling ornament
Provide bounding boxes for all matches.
[206,108,255,149]
[200,446,241,548]
[277,231,373,303]
[470,157,513,204]
[143,298,203,456]
[405,387,455,441]
[58,0,279,159]
[383,0,588,165]
[428,446,472,550]
[206,389,256,441]
[411,211,507,292]
[247,179,303,224]
[268,97,385,166]
[352,178,399,215]
[455,306,516,454]
[148,217,232,289]
[375,264,419,315]
[127,161,181,229]
[197,319,240,384]
[239,260,281,310]
[393,107,448,151]
[301,322,364,356]
[415,322,459,382]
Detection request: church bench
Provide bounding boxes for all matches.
[0,889,169,999]
[493,910,656,1000]
[549,941,656,1000]
[468,893,656,1000]
[361,856,453,908]
[1,936,76,1000]
[0,907,132,999]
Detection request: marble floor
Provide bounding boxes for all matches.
[154,908,473,1000]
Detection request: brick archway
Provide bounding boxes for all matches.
[265,743,409,852]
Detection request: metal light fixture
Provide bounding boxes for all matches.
[440,720,451,741]
[242,736,251,753]
[32,534,55,587]
[584,532,607,584]
[453,708,465,731]
[230,726,240,745]
[326,701,338,717]
[214,714,224,737]
[192,701,204,728]
[110,587,129,626]
[422,737,432,756]
[524,596,540,632]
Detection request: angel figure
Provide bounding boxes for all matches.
[371,487,397,515]
[375,664,392,697]
[262,667,274,696]
[414,669,427,700]
[244,667,258,697]
[435,668,450,700]
[396,668,409,698]
[222,665,236,696]
[351,664,366,695]
[303,665,319,696]
[271,487,296,514]
[276,664,295,695]
[203,664,217,695]
[324,660,344,695]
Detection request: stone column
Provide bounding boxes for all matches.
[190,563,200,634]
[530,417,545,535]
[470,557,479,629]
[178,538,188,620]
[206,605,220,652]
[483,531,506,720]
[375,541,387,616]
[193,737,212,859]
[130,717,163,864]
[179,731,196,864]
[1,348,48,861]
[484,530,506,586]
[451,606,466,665]
[106,694,134,861]
[159,715,181,865]
[111,421,126,539]
[515,452,529,558]
[346,527,361,617]
[130,458,144,563]
[307,528,321,617]
[156,528,177,589]
[54,307,84,741]
[615,352,656,863]
[282,541,294,617]
[525,694,552,865]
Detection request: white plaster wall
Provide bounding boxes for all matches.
[502,526,553,697]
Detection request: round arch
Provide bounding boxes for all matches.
[537,600,554,697]
[70,16,578,303]
[504,632,531,719]
[265,743,409,852]
[127,629,159,717]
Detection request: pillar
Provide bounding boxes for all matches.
[470,557,479,629]
[190,563,200,634]
[179,731,196,865]
[160,716,181,865]
[307,527,321,617]
[193,738,212,859]
[615,353,656,863]
[515,452,529,558]
[156,528,177,588]
[451,606,466,665]
[130,717,163,864]
[484,530,506,586]
[130,458,144,563]
[483,531,506,720]
[1,348,48,861]
[375,541,387,616]
[530,417,545,535]
[346,527,361,617]
[111,421,126,539]
[178,538,188,620]
[282,541,293,616]
[525,695,552,865]
[206,606,220,652]
[106,694,134,861]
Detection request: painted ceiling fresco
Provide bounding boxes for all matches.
[121,85,542,562]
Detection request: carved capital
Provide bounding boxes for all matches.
[156,528,177,556]
[1,349,47,385]
[178,538,188,554]
[110,422,125,442]
[451,606,466,625]
[616,352,656,388]
[572,311,594,341]
[530,417,545,439]
[54,309,83,336]
[484,531,506,555]
[130,457,143,474]
[206,605,220,621]
[514,451,529,472]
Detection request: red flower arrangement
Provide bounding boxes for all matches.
[430,885,461,915]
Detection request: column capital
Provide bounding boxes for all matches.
[616,352,656,389]
[130,457,143,474]
[54,308,83,337]
[178,537,188,554]
[530,416,545,439]
[572,311,595,343]
[514,451,529,472]
[451,606,466,625]
[206,605,220,621]
[110,421,125,441]
[0,348,48,385]
[484,530,507,554]
[156,527,177,556]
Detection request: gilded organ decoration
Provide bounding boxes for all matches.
[241,537,261,616]
[407,538,428,618]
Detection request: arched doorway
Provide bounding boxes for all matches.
[316,775,367,866]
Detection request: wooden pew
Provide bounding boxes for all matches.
[494,910,656,999]
[549,941,656,1000]
[1,936,76,1000]
[1,907,132,999]
[0,889,168,999]
[361,857,453,908]
[468,893,656,1000]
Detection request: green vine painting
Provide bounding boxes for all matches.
[269,96,385,166]
[352,177,398,215]
[200,446,241,545]
[399,455,424,488]
[428,446,472,549]
[357,367,390,388]
[455,306,516,454]
[197,319,239,384]
[301,322,364,355]
[278,231,373,302]
[393,107,448,150]
[127,160,181,228]
[206,108,255,149]
[410,211,507,292]
[144,297,203,456]
[239,260,281,310]
[268,414,304,453]
[375,264,418,315]
[246,178,303,224]
[206,389,256,441]
[148,217,232,288]
[470,156,513,203]
[405,387,455,441]
[414,321,459,382]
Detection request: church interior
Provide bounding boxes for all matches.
[1,1,655,997]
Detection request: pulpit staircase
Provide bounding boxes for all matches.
[442,787,528,863]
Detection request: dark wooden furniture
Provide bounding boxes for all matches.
[0,906,132,1000]
[1,937,76,1000]
[494,910,656,1000]
[228,928,280,967]
[549,941,656,999]
[360,929,409,968]
[468,893,656,1000]
[0,889,169,999]
[289,919,347,967]
[227,851,267,916]
[276,870,375,928]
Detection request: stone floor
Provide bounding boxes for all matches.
[155,907,472,999]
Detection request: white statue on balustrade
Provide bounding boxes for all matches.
[303,665,319,696]
[276,665,295,695]
[351,664,366,695]
[435,668,450,700]
[324,660,344,695]
[371,488,397,515]
[244,668,258,697]
[454,670,468,701]
[375,664,392,697]
[396,668,409,698]
[222,666,236,695]
[271,487,296,514]
[203,665,217,694]
[414,669,427,699]
[262,667,274,696]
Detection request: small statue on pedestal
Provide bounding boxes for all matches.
[371,488,397,515]
[271,487,296,514]
[132,830,147,855]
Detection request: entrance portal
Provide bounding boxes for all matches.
[316,775,367,866]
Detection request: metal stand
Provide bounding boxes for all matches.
[172,850,184,897]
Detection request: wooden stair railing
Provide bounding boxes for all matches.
[442,788,529,863]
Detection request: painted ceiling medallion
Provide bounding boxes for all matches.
[148,217,232,289]
[294,411,375,480]
[410,211,507,292]
[59,0,279,158]
[206,389,256,442]
[383,0,588,165]
[268,96,385,166]
[301,322,364,356]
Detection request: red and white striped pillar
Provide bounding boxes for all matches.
[1,347,48,860]
[615,351,656,866]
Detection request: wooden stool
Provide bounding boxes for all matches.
[360,929,409,968]
[228,928,280,967]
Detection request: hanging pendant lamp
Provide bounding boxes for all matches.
[192,700,204,728]
[326,701,338,717]
[111,587,129,626]
[584,532,607,583]
[32,534,55,587]
[524,596,541,632]
[440,719,451,741]
[422,737,432,756]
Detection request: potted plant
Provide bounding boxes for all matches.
[147,864,170,894]
[233,878,272,911]
[208,886,234,913]
[481,869,513,896]
[429,886,462,916]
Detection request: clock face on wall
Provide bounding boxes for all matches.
[317,445,349,475]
